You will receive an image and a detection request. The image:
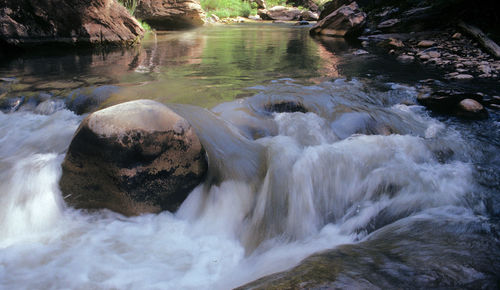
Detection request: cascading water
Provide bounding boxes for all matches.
[2,76,496,289]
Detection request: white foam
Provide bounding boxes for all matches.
[0,93,476,289]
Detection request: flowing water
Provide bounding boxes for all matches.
[0,24,499,289]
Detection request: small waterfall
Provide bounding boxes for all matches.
[0,79,487,289]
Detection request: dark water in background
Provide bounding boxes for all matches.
[0,23,499,289]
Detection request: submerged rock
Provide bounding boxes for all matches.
[310,2,366,38]
[0,0,144,49]
[65,85,120,115]
[60,100,208,216]
[134,0,206,29]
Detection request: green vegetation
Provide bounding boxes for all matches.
[139,20,152,31]
[116,0,139,15]
[265,0,287,7]
[201,0,328,18]
[116,0,152,31]
[201,0,256,18]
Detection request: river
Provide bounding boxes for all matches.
[0,23,499,289]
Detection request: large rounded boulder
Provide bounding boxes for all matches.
[59,100,207,216]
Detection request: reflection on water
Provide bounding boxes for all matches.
[0,24,345,110]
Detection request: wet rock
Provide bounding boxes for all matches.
[427,51,441,58]
[353,49,369,55]
[0,96,24,113]
[135,0,205,29]
[418,53,431,61]
[456,99,488,119]
[482,95,500,107]
[34,99,66,115]
[397,54,414,63]
[263,100,308,114]
[451,74,474,80]
[0,0,144,49]
[388,38,404,48]
[300,11,319,21]
[377,18,400,29]
[478,64,492,75]
[319,0,353,20]
[417,40,435,48]
[310,2,366,38]
[59,100,208,216]
[417,90,483,112]
[296,21,310,26]
[65,85,120,115]
[238,218,500,289]
[258,6,302,21]
[374,6,399,18]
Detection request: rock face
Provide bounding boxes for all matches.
[300,11,319,21]
[134,0,205,29]
[258,6,302,21]
[59,100,208,216]
[0,0,144,49]
[319,0,353,20]
[310,2,366,38]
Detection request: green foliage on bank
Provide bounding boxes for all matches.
[117,0,139,15]
[202,0,256,18]
[116,0,152,31]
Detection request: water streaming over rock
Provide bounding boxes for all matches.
[1,77,497,289]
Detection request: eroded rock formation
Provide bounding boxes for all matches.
[0,0,144,49]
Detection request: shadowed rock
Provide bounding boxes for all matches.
[310,2,366,38]
[60,99,207,216]
[264,100,308,114]
[0,0,144,50]
[456,98,488,119]
[319,0,353,20]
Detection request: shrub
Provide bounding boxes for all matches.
[201,0,257,18]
